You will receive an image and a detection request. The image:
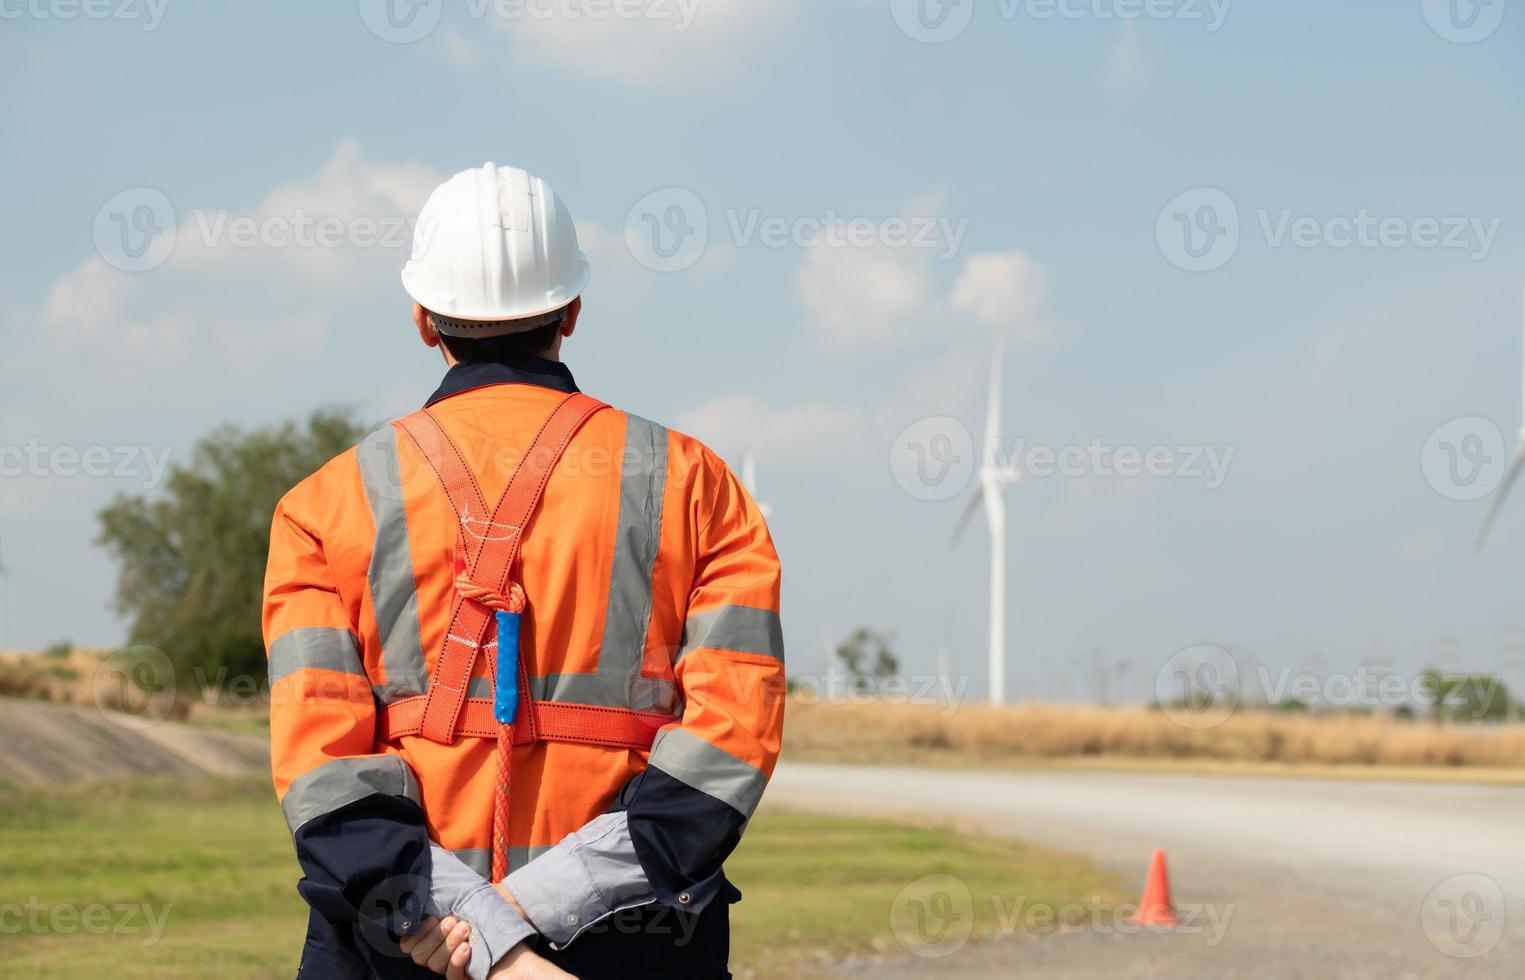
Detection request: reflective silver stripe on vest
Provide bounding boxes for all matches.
[268,628,366,686]
[537,414,671,713]
[281,755,420,834]
[470,672,677,713]
[448,846,553,878]
[528,674,679,714]
[510,845,552,874]
[677,605,784,663]
[647,727,767,818]
[357,426,429,702]
[451,848,491,878]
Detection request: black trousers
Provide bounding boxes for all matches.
[296,897,732,980]
[540,898,732,979]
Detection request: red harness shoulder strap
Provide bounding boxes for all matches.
[393,392,608,745]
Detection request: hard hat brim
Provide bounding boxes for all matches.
[400,255,591,323]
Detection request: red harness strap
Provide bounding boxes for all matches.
[383,392,667,881]
[396,393,608,745]
[381,697,672,747]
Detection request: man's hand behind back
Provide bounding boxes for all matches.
[399,916,473,979]
[400,913,572,980]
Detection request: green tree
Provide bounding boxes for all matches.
[835,628,899,693]
[97,408,369,693]
[1419,670,1515,723]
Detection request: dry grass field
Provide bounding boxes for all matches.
[0,646,188,721]
[785,697,1525,776]
[9,648,1525,776]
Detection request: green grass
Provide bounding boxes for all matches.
[727,810,1126,976]
[0,777,306,978]
[184,707,273,738]
[0,778,1122,978]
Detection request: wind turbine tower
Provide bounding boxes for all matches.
[1477,283,1525,551]
[951,335,1021,705]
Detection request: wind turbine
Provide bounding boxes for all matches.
[951,334,1021,705]
[739,450,773,519]
[1476,283,1525,551]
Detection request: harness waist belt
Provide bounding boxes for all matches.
[381,695,671,749]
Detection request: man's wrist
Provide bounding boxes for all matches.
[486,939,534,978]
[493,883,526,919]
[456,884,537,979]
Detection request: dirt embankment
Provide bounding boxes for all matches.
[0,697,268,784]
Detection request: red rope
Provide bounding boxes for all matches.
[491,723,512,882]
[454,575,525,614]
[483,578,524,883]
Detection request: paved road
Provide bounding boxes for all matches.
[765,763,1525,979]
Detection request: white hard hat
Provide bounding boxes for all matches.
[401,163,591,335]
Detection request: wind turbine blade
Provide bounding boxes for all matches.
[950,487,985,546]
[1477,443,1525,552]
[739,451,758,496]
[983,332,1005,468]
[1519,281,1524,426]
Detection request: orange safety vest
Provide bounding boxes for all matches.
[387,392,672,880]
[266,368,784,884]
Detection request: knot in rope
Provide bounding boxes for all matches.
[455,575,525,614]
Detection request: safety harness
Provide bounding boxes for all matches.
[376,392,671,881]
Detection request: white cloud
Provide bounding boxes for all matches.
[797,237,939,354]
[437,28,483,68]
[796,216,1052,354]
[172,138,442,292]
[737,232,1055,486]
[34,140,436,382]
[38,256,327,377]
[492,0,794,85]
[576,217,640,277]
[675,394,868,466]
[948,250,1050,343]
[1103,20,1152,98]
[42,257,135,340]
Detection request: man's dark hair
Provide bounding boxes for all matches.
[434,312,564,364]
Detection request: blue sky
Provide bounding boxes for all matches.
[3,0,1523,705]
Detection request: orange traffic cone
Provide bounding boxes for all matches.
[1131,849,1178,927]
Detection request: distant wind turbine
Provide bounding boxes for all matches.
[739,450,773,519]
[1476,284,1525,552]
[951,334,1021,705]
